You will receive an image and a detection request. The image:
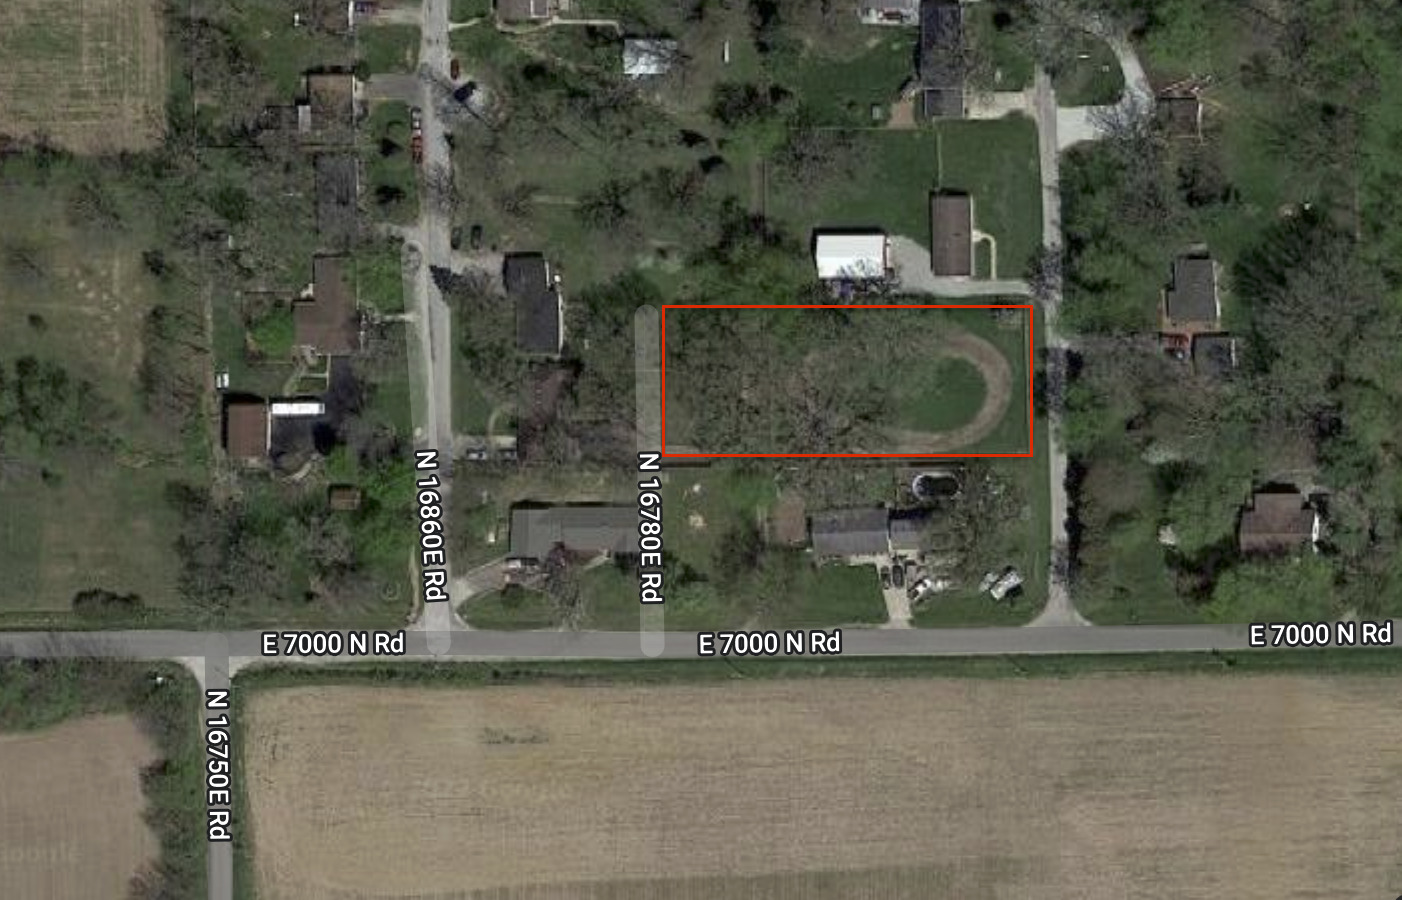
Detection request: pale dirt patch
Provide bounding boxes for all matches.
[0,714,160,899]
[247,676,1402,900]
[0,0,166,153]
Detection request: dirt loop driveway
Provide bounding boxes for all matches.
[885,328,1014,453]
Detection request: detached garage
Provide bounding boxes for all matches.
[813,231,889,281]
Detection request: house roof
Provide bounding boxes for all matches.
[1164,255,1219,328]
[315,154,358,251]
[813,232,887,280]
[811,508,890,557]
[623,39,679,78]
[930,192,972,276]
[509,506,640,560]
[224,398,269,460]
[496,0,551,22]
[296,256,359,355]
[918,0,964,119]
[1239,491,1316,554]
[888,511,930,552]
[504,253,562,354]
[304,72,356,131]
[328,484,363,510]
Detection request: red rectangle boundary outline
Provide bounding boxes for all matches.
[659,304,1036,459]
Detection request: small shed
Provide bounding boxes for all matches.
[813,232,888,281]
[930,192,972,277]
[328,485,363,511]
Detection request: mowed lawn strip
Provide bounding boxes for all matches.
[242,673,1402,900]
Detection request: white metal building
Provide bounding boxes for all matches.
[813,232,889,280]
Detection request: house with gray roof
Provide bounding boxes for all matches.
[508,506,639,563]
[810,508,892,558]
[1161,253,1221,334]
[917,0,965,119]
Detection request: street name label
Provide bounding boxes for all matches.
[415,449,450,604]
[698,629,842,657]
[205,689,232,843]
[638,452,663,606]
[260,630,407,657]
[1248,620,1393,648]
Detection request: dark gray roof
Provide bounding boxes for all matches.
[1164,256,1219,326]
[504,253,561,355]
[888,511,931,552]
[509,506,639,561]
[930,192,972,276]
[811,508,889,557]
[918,0,964,119]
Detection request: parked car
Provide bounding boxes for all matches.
[906,576,932,601]
[450,58,461,80]
[410,133,424,164]
[890,563,905,589]
[410,106,422,131]
[879,567,892,590]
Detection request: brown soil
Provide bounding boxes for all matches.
[0,0,166,153]
[0,714,161,898]
[246,676,1402,899]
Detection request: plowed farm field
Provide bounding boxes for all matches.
[0,714,160,898]
[245,677,1402,900]
[0,0,166,152]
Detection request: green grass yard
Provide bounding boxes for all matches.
[890,356,987,432]
[357,24,420,75]
[1054,36,1124,107]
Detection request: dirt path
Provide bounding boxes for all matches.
[884,328,1014,452]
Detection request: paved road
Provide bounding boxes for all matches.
[5,623,1399,668]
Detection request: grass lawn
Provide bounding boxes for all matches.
[450,0,491,20]
[220,0,353,100]
[362,101,419,225]
[358,24,420,75]
[770,30,917,127]
[767,118,1041,280]
[890,356,987,432]
[451,354,495,434]
[355,240,405,314]
[1054,36,1124,106]
[965,3,1035,91]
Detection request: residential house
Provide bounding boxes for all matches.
[314,154,359,251]
[888,510,931,554]
[813,231,889,281]
[930,192,972,277]
[1238,489,1321,555]
[1161,253,1220,334]
[917,0,965,119]
[860,0,920,26]
[495,0,555,24]
[504,253,563,355]
[623,39,679,79]
[223,397,270,462]
[295,256,360,356]
[508,506,640,564]
[810,509,891,558]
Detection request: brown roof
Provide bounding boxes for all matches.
[930,192,972,276]
[224,399,269,460]
[304,72,356,131]
[496,0,553,22]
[296,256,359,354]
[328,485,363,510]
[1238,491,1316,554]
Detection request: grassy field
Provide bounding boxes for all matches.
[243,673,1402,899]
[770,29,917,127]
[965,3,1035,91]
[1053,35,1124,106]
[0,0,166,152]
[357,24,420,75]
[361,102,420,226]
[767,119,1042,280]
[0,660,203,899]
